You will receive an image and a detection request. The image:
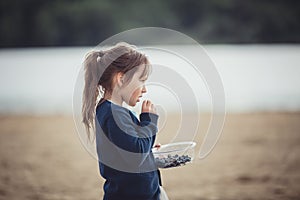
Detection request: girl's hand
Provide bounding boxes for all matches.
[142,100,157,115]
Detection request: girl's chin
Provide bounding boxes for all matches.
[127,98,140,106]
[128,101,137,107]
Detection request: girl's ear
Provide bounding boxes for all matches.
[116,72,124,87]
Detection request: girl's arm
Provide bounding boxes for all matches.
[105,107,158,154]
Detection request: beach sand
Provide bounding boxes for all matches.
[0,112,299,200]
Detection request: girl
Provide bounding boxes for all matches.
[81,42,168,200]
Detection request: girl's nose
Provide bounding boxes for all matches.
[142,85,147,93]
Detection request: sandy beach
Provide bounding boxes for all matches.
[0,112,299,200]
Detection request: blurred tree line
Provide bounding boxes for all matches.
[0,0,299,47]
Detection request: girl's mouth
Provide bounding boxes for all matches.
[137,96,142,102]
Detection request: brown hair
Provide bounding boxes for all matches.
[82,42,150,140]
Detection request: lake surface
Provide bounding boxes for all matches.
[0,45,299,114]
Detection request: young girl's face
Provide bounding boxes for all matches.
[121,65,148,107]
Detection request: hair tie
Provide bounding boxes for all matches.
[96,56,101,63]
[96,50,104,63]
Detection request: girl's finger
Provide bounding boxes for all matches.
[150,103,154,109]
[146,100,151,105]
[142,100,147,107]
[142,101,147,111]
[153,105,156,112]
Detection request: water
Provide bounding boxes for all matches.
[0,45,299,114]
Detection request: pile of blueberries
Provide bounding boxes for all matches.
[154,154,192,168]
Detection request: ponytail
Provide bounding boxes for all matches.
[82,50,103,141]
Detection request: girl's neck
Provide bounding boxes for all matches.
[104,93,123,106]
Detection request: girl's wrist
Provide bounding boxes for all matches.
[140,112,159,125]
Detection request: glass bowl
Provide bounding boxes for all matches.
[152,141,196,168]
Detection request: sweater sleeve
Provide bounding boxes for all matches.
[104,108,159,154]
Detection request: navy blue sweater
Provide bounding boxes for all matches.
[95,99,161,200]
